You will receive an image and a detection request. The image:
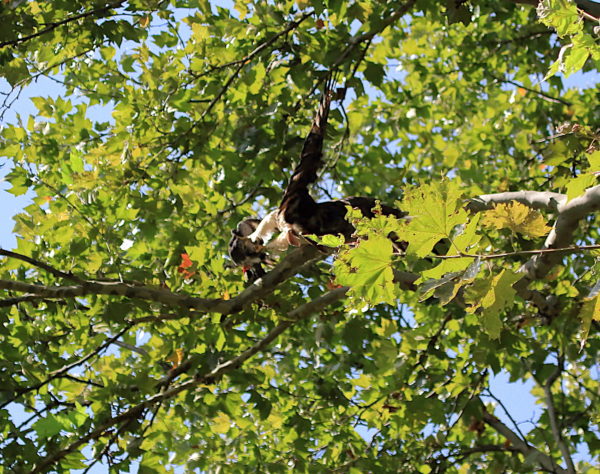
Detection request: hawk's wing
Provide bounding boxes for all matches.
[278,83,334,229]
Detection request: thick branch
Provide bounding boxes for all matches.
[2,186,596,319]
[481,407,567,473]
[0,245,325,314]
[31,286,348,473]
[544,363,576,473]
[432,244,600,261]
[520,185,600,281]
[468,186,600,314]
[467,190,566,213]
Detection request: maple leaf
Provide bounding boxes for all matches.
[466,269,523,339]
[166,349,185,368]
[482,202,551,238]
[178,253,196,279]
[334,235,396,305]
[402,180,468,257]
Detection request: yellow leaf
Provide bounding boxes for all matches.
[579,295,600,348]
[139,15,151,28]
[210,412,231,434]
[166,349,184,368]
[191,23,210,42]
[353,374,372,388]
[482,202,551,238]
[266,412,284,429]
[587,150,600,170]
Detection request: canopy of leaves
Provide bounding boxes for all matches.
[0,0,598,472]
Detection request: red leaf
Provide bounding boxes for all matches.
[179,253,193,269]
[178,253,196,279]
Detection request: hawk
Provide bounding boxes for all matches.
[229,83,406,282]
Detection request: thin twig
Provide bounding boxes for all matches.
[579,7,599,22]
[484,389,528,441]
[415,244,600,261]
[0,294,54,308]
[200,11,313,121]
[489,74,571,106]
[0,325,131,410]
[480,399,567,474]
[0,249,83,283]
[0,1,126,48]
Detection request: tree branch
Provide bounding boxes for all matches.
[480,403,567,473]
[0,248,83,283]
[429,244,600,261]
[467,190,566,213]
[0,245,326,314]
[457,443,521,457]
[30,286,349,473]
[489,74,571,106]
[483,389,528,441]
[0,1,126,48]
[0,294,53,308]
[520,184,600,281]
[1,186,596,322]
[466,186,599,316]
[467,185,600,309]
[543,360,576,473]
[0,325,131,411]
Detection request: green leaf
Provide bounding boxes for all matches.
[467,269,523,338]
[334,235,396,305]
[445,0,471,25]
[2,57,29,87]
[566,173,596,201]
[214,328,226,351]
[579,295,600,348]
[587,150,600,170]
[403,180,468,257]
[372,339,398,372]
[562,44,590,77]
[537,0,582,37]
[33,414,65,437]
[420,258,481,305]
[311,233,345,247]
[248,62,266,95]
[363,62,386,86]
[61,452,87,469]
